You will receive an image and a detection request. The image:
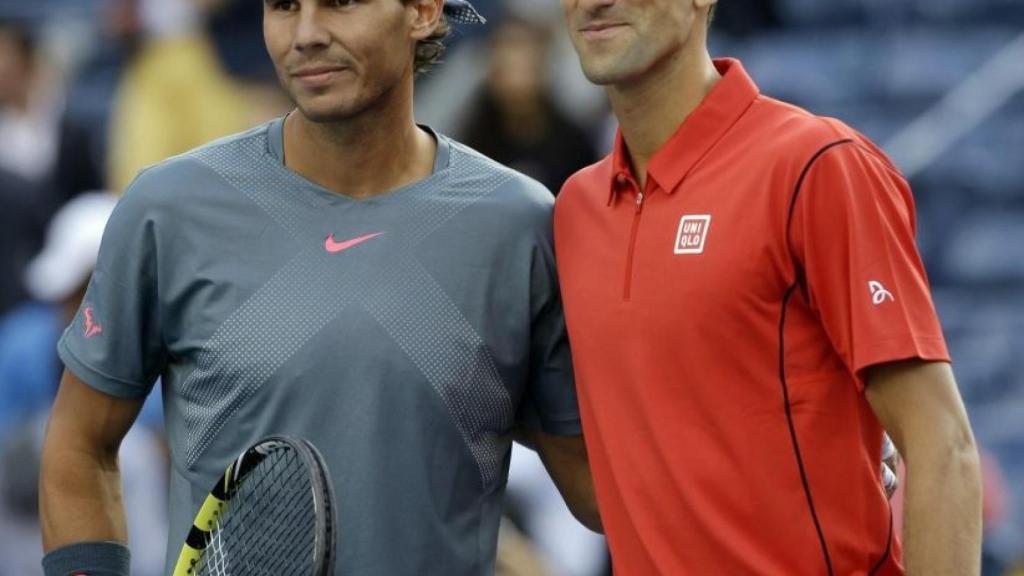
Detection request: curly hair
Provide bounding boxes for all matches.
[405,4,452,75]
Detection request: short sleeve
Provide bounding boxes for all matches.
[515,223,582,436]
[790,142,949,384]
[58,177,166,399]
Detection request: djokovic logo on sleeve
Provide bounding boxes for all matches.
[868,280,895,305]
[674,215,712,255]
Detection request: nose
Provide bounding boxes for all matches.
[293,5,330,52]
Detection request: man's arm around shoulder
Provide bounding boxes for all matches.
[515,429,603,534]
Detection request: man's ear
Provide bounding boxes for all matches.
[694,0,718,27]
[408,0,444,41]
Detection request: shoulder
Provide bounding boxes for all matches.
[554,155,613,217]
[742,95,903,187]
[749,96,857,158]
[446,138,557,220]
[119,123,273,212]
[139,121,271,184]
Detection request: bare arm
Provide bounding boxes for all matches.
[865,360,982,576]
[518,430,603,533]
[40,370,145,551]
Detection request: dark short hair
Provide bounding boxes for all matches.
[403,2,451,75]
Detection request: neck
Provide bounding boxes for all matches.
[283,78,436,200]
[607,41,720,188]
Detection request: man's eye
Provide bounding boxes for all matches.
[270,0,298,10]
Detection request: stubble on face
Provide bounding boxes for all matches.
[263,0,414,124]
[562,0,697,87]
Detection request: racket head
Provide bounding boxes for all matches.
[172,436,336,576]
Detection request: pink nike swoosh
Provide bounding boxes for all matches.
[325,232,384,254]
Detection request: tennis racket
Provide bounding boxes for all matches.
[172,436,336,576]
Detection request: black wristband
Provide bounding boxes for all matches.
[42,541,131,576]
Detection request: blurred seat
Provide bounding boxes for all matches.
[913,106,1024,198]
[911,185,973,282]
[774,0,871,28]
[906,0,1024,25]
[737,31,872,106]
[940,208,1024,285]
[775,0,1024,27]
[934,289,1024,405]
[739,27,1017,108]
[875,27,1018,102]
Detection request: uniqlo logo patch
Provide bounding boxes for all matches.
[674,215,712,255]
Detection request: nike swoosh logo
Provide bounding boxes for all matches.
[325,232,384,254]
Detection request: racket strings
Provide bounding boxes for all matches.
[205,525,229,576]
[193,446,320,575]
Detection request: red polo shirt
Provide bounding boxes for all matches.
[555,59,949,575]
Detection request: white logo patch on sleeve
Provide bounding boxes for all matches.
[868,280,895,305]
[674,215,712,255]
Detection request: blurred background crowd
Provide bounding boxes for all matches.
[0,0,1022,574]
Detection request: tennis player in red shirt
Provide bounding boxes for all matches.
[554,0,983,574]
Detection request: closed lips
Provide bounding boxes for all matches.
[580,22,627,32]
[293,66,347,77]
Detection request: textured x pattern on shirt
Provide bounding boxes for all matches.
[59,117,580,576]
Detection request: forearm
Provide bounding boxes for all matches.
[529,431,603,533]
[40,439,128,551]
[901,435,982,575]
[552,467,602,534]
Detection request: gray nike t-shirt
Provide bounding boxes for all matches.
[58,117,581,575]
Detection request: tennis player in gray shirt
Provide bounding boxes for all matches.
[39,1,600,575]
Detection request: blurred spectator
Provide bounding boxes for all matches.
[0,192,167,575]
[0,18,60,184]
[52,0,145,204]
[0,414,167,576]
[0,168,48,316]
[107,0,289,192]
[458,15,597,194]
[0,192,163,438]
[203,0,276,83]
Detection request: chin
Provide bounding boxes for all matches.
[582,67,621,86]
[294,95,369,124]
[580,48,660,88]
[296,105,358,124]
[581,61,634,86]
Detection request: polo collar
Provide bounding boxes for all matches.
[608,58,760,205]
